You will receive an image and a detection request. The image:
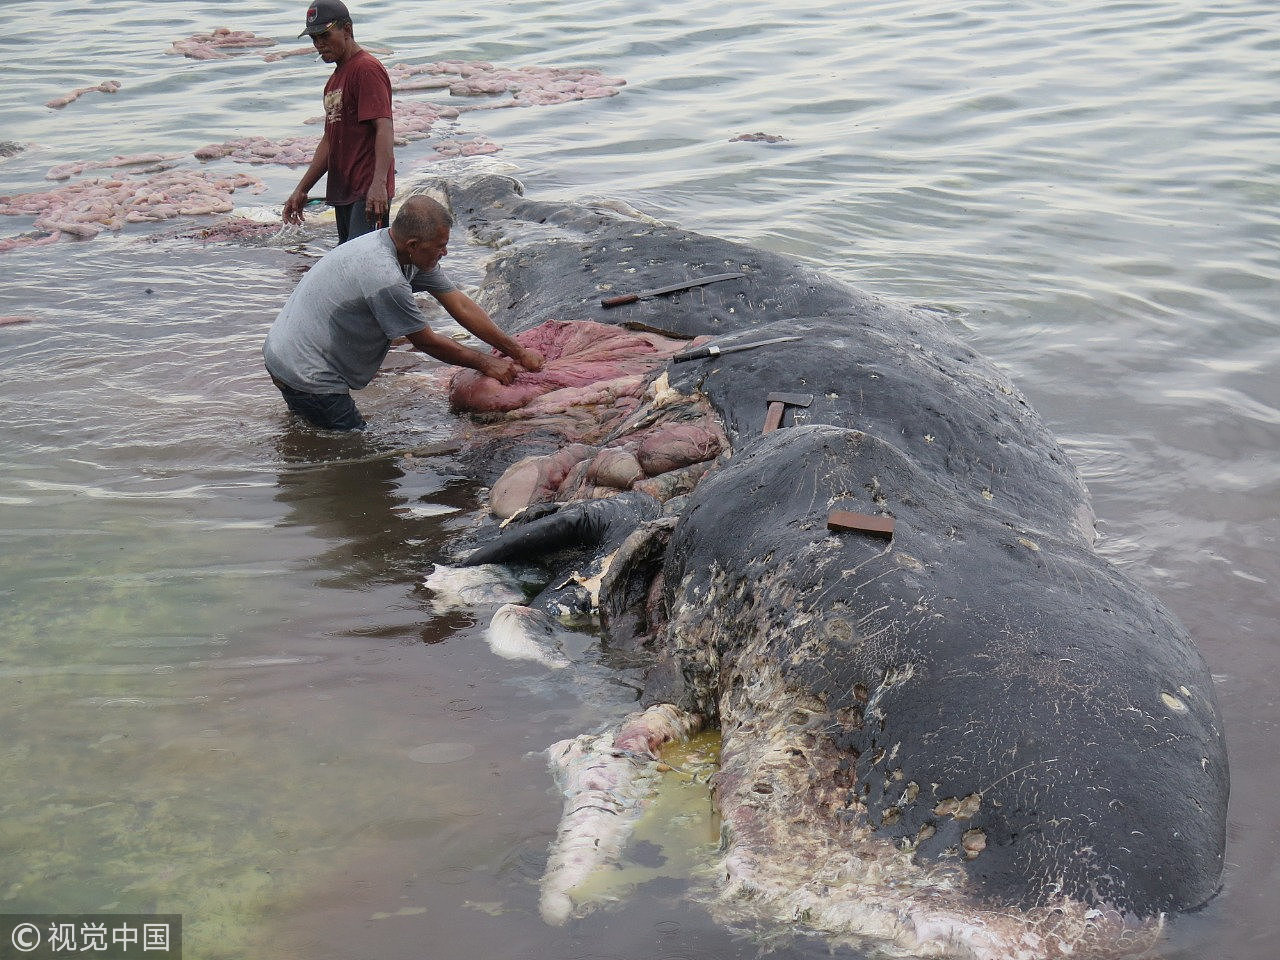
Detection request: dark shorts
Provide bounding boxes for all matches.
[333,200,385,244]
[270,375,366,431]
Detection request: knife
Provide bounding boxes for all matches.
[600,271,745,308]
[672,335,801,362]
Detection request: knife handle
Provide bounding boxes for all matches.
[672,345,718,363]
[600,293,639,308]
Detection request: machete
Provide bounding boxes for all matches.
[672,335,801,363]
[600,271,745,308]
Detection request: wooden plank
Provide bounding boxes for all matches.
[827,509,895,538]
[763,401,785,433]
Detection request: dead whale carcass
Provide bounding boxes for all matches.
[420,174,1227,957]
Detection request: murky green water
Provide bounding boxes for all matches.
[2,1,1277,958]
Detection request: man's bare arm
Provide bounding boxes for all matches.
[365,117,394,227]
[404,326,520,384]
[434,289,544,371]
[283,132,331,224]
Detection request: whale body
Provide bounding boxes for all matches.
[425,174,1227,953]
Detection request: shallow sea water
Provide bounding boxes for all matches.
[1,1,1277,958]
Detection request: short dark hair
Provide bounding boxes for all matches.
[393,195,453,239]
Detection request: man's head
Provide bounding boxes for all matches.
[391,196,454,272]
[296,0,353,40]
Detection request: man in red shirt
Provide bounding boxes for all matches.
[283,1,394,242]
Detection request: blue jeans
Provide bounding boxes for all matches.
[333,201,384,244]
[270,375,366,430]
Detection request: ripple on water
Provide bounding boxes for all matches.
[408,742,477,763]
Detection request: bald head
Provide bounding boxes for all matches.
[392,195,453,241]
[390,196,454,272]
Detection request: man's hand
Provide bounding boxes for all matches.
[479,354,521,385]
[365,182,390,229]
[512,346,545,372]
[405,327,521,384]
[282,189,308,225]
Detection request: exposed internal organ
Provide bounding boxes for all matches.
[166,28,276,60]
[449,320,724,518]
[388,61,625,106]
[45,80,121,110]
[0,168,266,251]
[451,319,694,413]
[194,136,322,167]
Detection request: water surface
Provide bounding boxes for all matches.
[2,1,1277,958]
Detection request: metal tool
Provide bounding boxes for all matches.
[672,335,800,363]
[762,391,813,433]
[600,271,745,308]
[621,320,697,340]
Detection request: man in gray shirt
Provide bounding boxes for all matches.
[264,195,543,429]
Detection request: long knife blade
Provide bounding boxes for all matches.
[600,271,745,308]
[672,335,801,363]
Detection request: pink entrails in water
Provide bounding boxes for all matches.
[46,153,185,182]
[160,217,297,246]
[387,60,625,106]
[0,232,64,254]
[386,64,453,91]
[261,46,315,63]
[205,99,464,166]
[430,137,502,159]
[390,101,459,141]
[0,169,266,251]
[167,27,276,60]
[192,59,624,175]
[193,136,321,166]
[45,80,121,110]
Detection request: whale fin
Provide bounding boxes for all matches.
[462,493,660,567]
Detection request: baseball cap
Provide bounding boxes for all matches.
[299,0,351,37]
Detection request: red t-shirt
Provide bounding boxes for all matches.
[321,49,394,206]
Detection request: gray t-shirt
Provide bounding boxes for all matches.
[263,228,456,393]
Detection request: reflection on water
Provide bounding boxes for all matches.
[271,429,462,588]
[2,0,1278,958]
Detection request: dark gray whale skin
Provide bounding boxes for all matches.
[443,175,1228,917]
